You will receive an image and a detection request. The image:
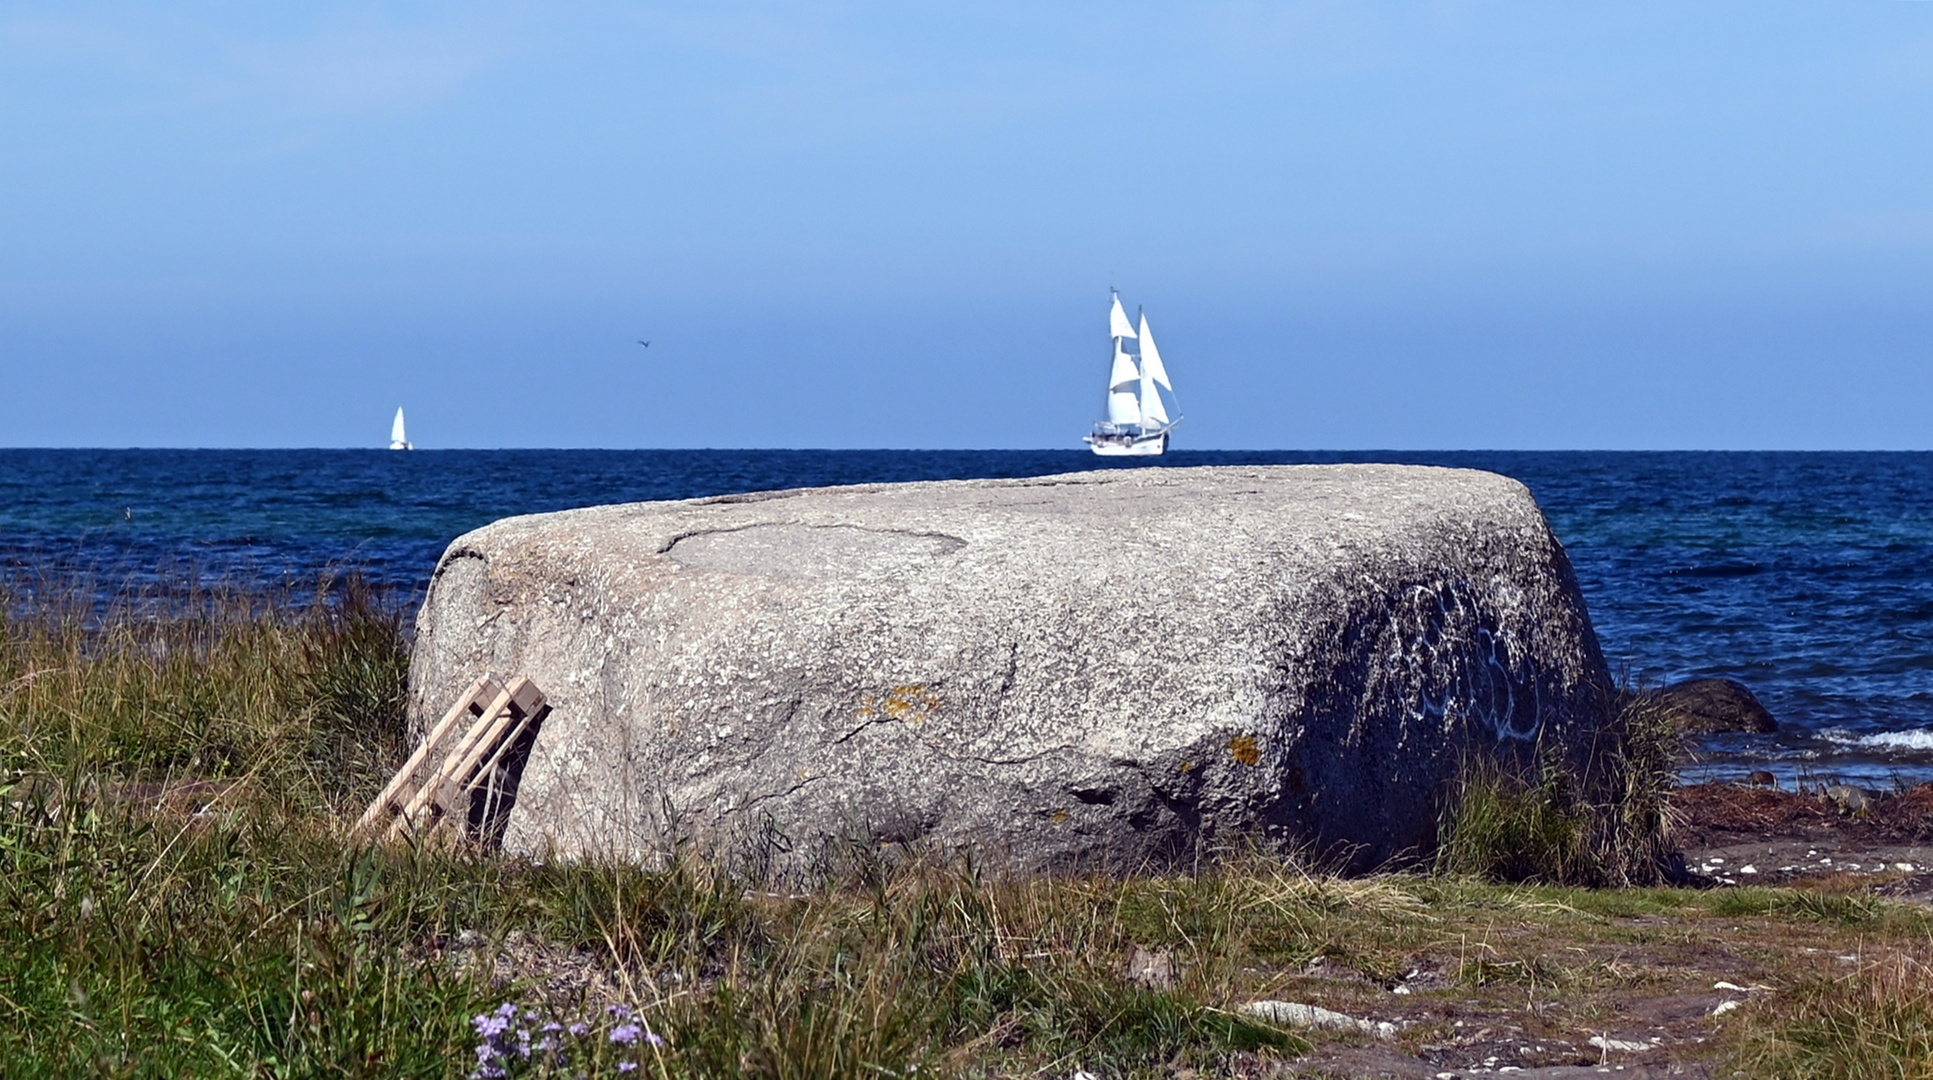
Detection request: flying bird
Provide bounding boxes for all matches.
[636,340,650,347]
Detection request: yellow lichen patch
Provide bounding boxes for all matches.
[1052,809,1070,824]
[1228,734,1262,766]
[859,684,942,725]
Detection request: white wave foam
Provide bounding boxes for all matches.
[1820,727,1933,751]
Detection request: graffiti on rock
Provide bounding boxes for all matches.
[1387,580,1545,743]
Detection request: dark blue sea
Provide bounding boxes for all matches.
[3,449,1929,786]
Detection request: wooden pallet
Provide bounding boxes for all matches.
[355,674,547,842]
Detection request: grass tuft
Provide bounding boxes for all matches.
[1728,951,1933,1079]
[1437,685,1685,887]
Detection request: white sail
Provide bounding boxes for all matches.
[1140,370,1169,427]
[390,408,410,451]
[1108,346,1140,390]
[1109,294,1137,340]
[1137,314,1171,391]
[1107,342,1141,424]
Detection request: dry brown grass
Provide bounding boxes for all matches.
[1728,948,1933,1079]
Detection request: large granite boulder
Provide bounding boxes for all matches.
[408,465,1614,875]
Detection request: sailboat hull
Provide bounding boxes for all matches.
[1085,429,1169,456]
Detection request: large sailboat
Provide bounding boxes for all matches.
[1084,290,1179,456]
[389,408,413,451]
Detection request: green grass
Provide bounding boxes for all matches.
[1435,686,1685,887]
[3,576,1931,1077]
[0,573,410,807]
[0,578,1319,1077]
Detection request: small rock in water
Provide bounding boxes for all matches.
[1655,678,1778,734]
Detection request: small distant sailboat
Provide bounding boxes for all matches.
[389,408,413,451]
[1084,289,1179,456]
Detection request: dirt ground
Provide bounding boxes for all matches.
[443,780,1933,1079]
[1269,781,1933,1080]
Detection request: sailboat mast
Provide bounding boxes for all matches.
[1105,290,1142,427]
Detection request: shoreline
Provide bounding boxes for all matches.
[1677,779,1933,899]
[11,447,1933,780]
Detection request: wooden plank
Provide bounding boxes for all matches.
[430,776,466,838]
[462,696,549,825]
[372,674,548,843]
[389,681,519,840]
[354,674,500,836]
[356,673,497,833]
[510,677,544,718]
[440,679,530,785]
[438,677,543,806]
[469,703,542,798]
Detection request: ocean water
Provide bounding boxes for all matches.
[2,448,1929,785]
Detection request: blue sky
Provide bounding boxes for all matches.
[6,3,1933,449]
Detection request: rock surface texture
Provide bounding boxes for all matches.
[408,465,1614,874]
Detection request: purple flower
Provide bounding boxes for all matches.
[470,1002,551,1079]
[472,1013,510,1039]
[472,1001,668,1077]
[468,1045,508,1080]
